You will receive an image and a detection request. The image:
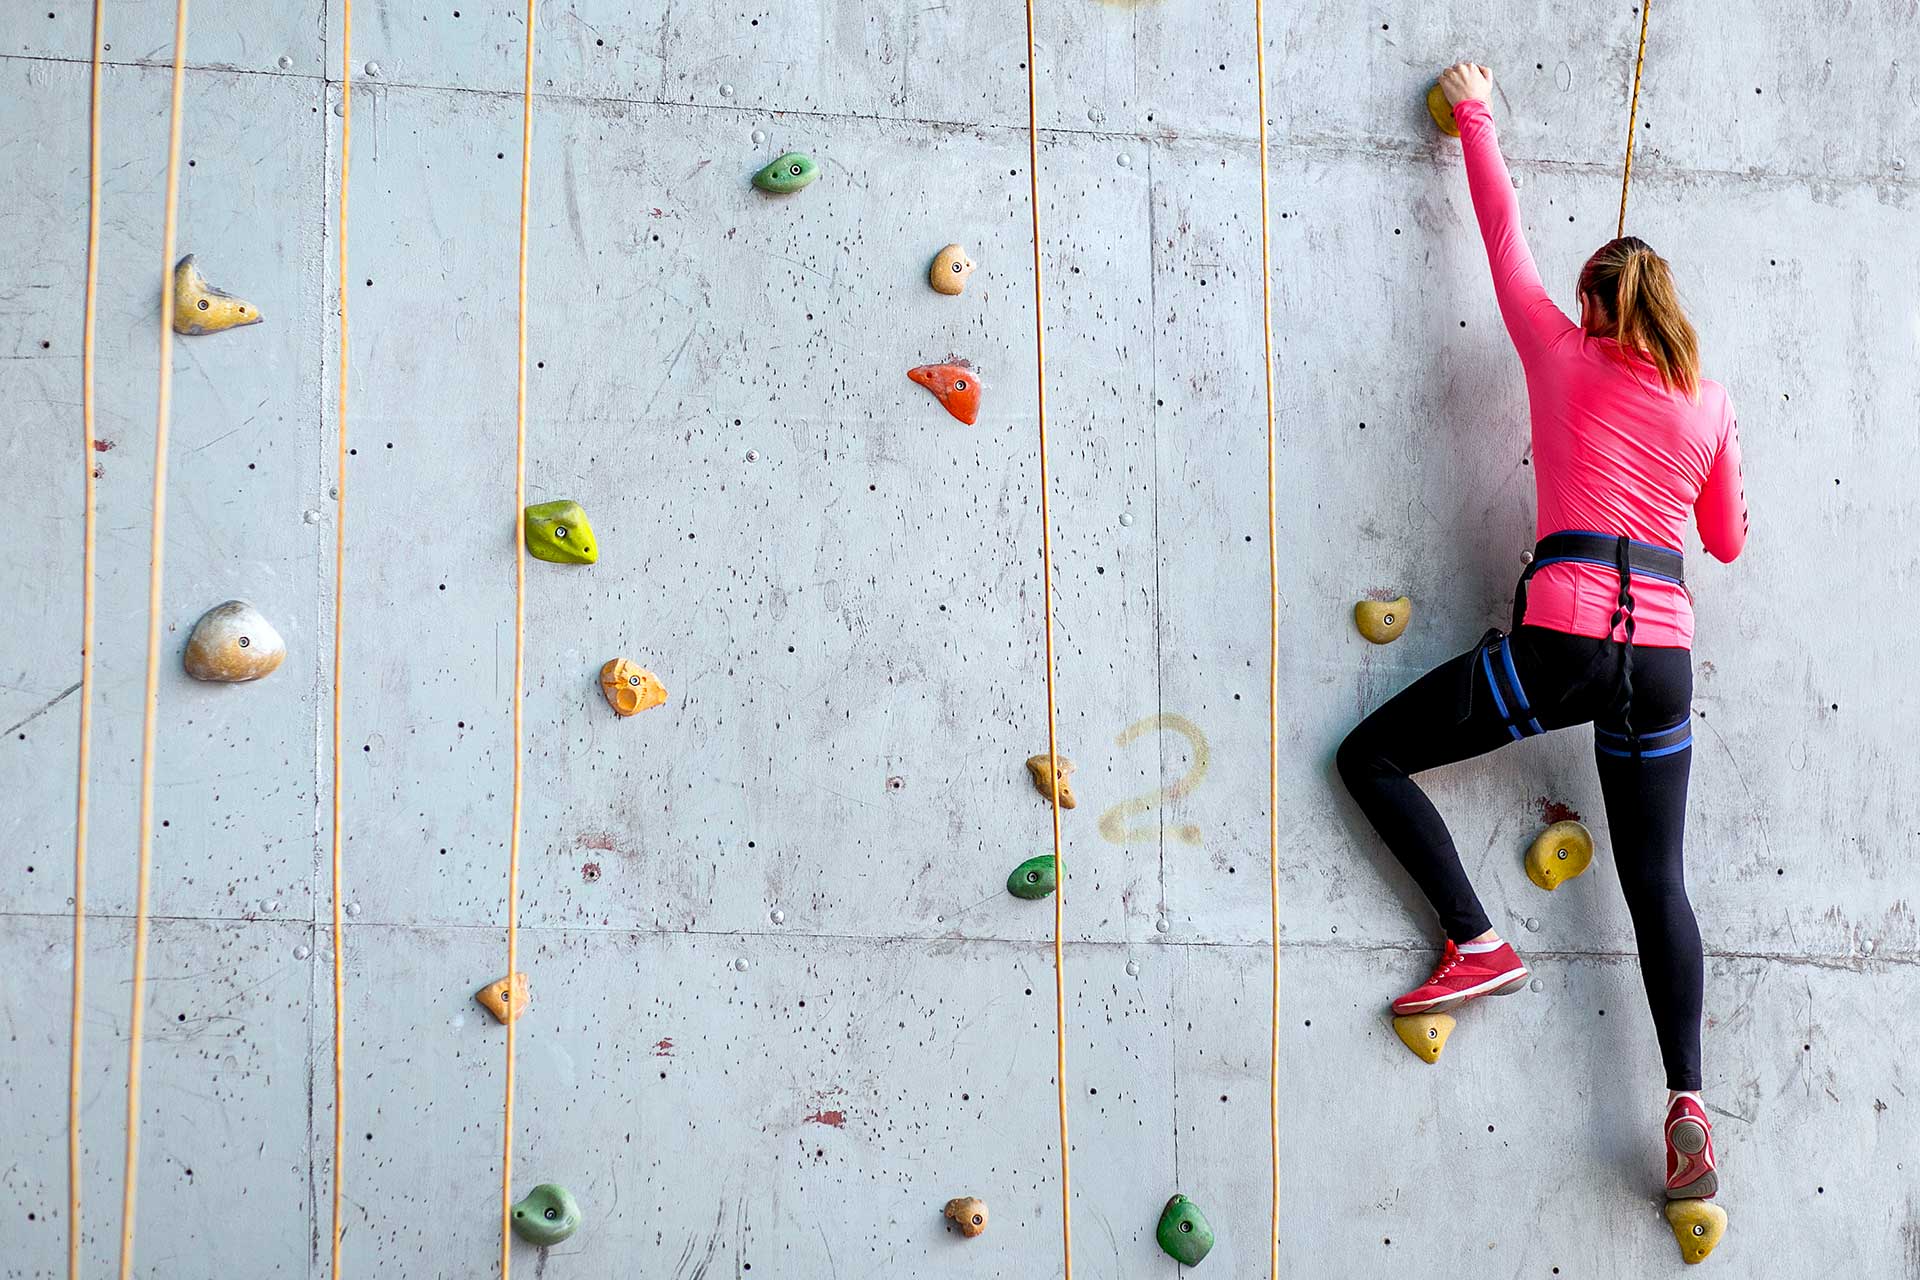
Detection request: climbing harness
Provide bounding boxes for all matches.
[118,5,191,1278]
[68,4,105,1276]
[1468,530,1686,758]
[1017,0,1074,1272]
[328,1,354,1275]
[500,3,537,1275]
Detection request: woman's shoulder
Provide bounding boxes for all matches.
[1694,376,1734,421]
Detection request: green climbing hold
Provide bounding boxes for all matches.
[510,1183,581,1246]
[1152,1197,1213,1266]
[1006,854,1057,900]
[1155,1193,1215,1266]
[524,500,597,564]
[752,151,819,193]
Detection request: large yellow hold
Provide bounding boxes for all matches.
[1354,596,1411,644]
[172,255,263,335]
[1391,1012,1454,1064]
[1526,820,1594,891]
[1663,1199,1727,1264]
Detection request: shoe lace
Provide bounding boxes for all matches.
[1425,941,1462,984]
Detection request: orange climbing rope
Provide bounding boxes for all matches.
[328,1,353,1275]
[500,3,536,1276]
[1617,0,1652,237]
[118,4,190,1279]
[68,3,106,1277]
[1017,2,1073,1277]
[1252,0,1282,1274]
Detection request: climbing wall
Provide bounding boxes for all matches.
[4,2,1918,1274]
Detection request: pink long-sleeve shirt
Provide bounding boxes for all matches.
[1455,98,1746,650]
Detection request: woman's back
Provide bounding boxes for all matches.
[1453,97,1747,647]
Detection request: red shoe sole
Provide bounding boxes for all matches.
[1666,1117,1718,1199]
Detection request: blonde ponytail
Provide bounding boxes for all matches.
[1578,237,1701,400]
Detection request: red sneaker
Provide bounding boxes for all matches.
[1390,939,1530,1015]
[1665,1096,1718,1200]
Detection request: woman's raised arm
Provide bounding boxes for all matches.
[1441,65,1578,363]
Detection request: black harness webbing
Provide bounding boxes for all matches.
[1465,531,1686,760]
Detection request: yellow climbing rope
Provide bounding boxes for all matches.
[1017,0,1072,1275]
[69,4,106,1277]
[329,1,353,1275]
[118,4,190,1278]
[500,3,537,1275]
[1251,0,1282,1274]
[1617,0,1652,237]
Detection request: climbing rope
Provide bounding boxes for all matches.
[1617,0,1652,237]
[1017,1,1073,1276]
[118,4,190,1278]
[69,3,106,1276]
[1251,0,1282,1273]
[500,2,536,1275]
[329,1,353,1275]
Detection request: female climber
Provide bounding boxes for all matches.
[1335,62,1746,1202]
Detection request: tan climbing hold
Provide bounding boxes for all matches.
[1354,596,1412,644]
[1392,1012,1454,1064]
[172,255,262,335]
[929,244,976,296]
[1026,753,1076,809]
[599,658,667,717]
[475,972,530,1024]
[944,1196,988,1238]
[1426,82,1461,137]
[182,600,286,683]
[1526,820,1594,891]
[1664,1198,1727,1264]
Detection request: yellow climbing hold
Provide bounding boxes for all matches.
[1354,596,1412,645]
[1391,1012,1454,1064]
[172,254,262,335]
[1426,82,1461,137]
[475,972,529,1024]
[1526,820,1594,891]
[1026,752,1077,809]
[1664,1198,1727,1264]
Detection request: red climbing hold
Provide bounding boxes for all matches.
[907,361,981,425]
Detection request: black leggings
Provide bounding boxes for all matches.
[1336,626,1703,1091]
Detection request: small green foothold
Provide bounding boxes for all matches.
[1006,854,1057,900]
[524,500,597,564]
[510,1183,581,1246]
[1155,1193,1215,1266]
[752,151,819,194]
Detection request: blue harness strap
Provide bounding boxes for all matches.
[1597,713,1692,760]
[1478,632,1545,741]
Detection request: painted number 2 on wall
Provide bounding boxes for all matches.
[1098,713,1210,845]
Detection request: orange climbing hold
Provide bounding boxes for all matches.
[1027,752,1076,809]
[908,361,981,425]
[475,972,529,1024]
[599,659,667,717]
